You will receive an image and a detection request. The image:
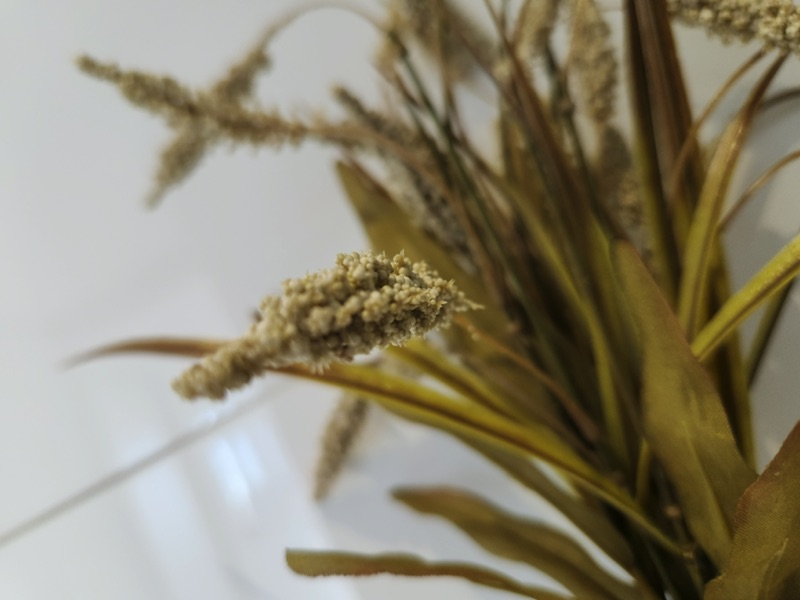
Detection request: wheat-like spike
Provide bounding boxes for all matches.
[667,0,800,53]
[517,0,560,58]
[173,251,476,400]
[313,395,370,501]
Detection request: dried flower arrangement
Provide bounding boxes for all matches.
[75,1,800,598]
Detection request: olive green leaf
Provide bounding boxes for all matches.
[286,550,569,600]
[64,337,224,366]
[394,486,642,600]
[692,231,800,363]
[705,420,800,600]
[385,339,533,424]
[624,0,690,301]
[614,242,756,568]
[677,54,787,339]
[73,334,679,553]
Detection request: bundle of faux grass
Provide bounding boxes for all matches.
[78,1,800,598]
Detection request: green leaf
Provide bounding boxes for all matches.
[677,54,788,338]
[385,340,542,425]
[463,440,636,571]
[64,337,224,366]
[705,421,800,600]
[624,0,689,302]
[692,231,800,362]
[283,362,613,496]
[394,486,642,600]
[614,242,756,568]
[286,550,569,600]
[289,361,680,555]
[745,281,796,386]
[75,334,680,554]
[288,356,680,554]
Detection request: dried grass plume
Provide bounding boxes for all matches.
[668,0,800,53]
[173,251,476,400]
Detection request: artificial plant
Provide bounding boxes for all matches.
[76,1,800,598]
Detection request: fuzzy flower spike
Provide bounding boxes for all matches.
[173,251,476,400]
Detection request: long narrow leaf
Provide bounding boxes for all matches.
[677,54,788,338]
[745,281,795,386]
[615,242,755,568]
[289,362,622,504]
[462,440,636,571]
[286,550,569,600]
[394,486,642,600]
[624,0,684,301]
[386,339,535,423]
[74,335,680,553]
[692,231,800,362]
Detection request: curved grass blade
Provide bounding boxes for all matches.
[745,281,795,386]
[383,341,583,450]
[677,54,787,339]
[385,339,533,423]
[720,150,800,231]
[73,335,681,553]
[286,550,569,600]
[463,440,636,571]
[667,49,766,205]
[707,259,755,466]
[64,337,223,366]
[705,420,800,600]
[452,317,600,444]
[287,362,622,502]
[614,242,756,568]
[624,0,694,301]
[692,231,800,362]
[394,486,643,600]
[71,337,598,488]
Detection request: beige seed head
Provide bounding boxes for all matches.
[667,0,800,53]
[517,0,560,58]
[595,126,648,254]
[567,0,618,125]
[313,395,370,501]
[173,251,476,400]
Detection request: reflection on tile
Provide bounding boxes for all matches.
[0,385,357,599]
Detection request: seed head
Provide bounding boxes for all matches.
[667,0,800,53]
[173,251,476,400]
[568,0,618,125]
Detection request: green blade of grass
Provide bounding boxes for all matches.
[394,486,642,600]
[745,281,795,386]
[461,439,636,571]
[286,550,569,600]
[692,231,800,362]
[615,242,756,568]
[73,335,681,554]
[676,54,788,339]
